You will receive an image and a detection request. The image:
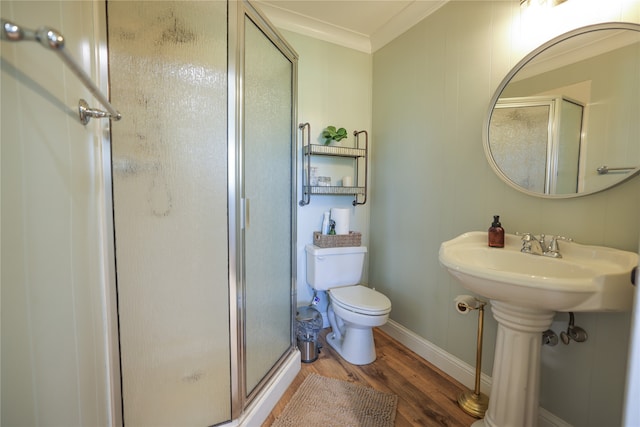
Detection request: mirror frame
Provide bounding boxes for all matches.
[483,22,640,199]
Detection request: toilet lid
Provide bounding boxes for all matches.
[330,285,391,315]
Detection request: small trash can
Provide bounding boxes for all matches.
[296,306,322,363]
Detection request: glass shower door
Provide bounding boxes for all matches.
[241,13,296,396]
[108,2,231,425]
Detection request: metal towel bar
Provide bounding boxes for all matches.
[1,18,121,125]
[596,165,636,175]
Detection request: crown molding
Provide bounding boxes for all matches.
[370,1,449,52]
[255,1,372,53]
[256,1,449,54]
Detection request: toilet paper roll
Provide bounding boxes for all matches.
[454,295,477,314]
[330,208,350,235]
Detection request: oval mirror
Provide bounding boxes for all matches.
[484,22,640,198]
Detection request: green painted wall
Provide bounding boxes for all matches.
[371,2,640,426]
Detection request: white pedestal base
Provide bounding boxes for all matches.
[479,301,555,427]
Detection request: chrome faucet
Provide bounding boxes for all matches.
[518,233,572,258]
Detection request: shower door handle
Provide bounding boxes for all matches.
[241,198,250,230]
[245,198,250,229]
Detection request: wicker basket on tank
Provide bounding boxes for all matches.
[313,231,362,248]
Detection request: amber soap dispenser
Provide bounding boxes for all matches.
[488,215,504,248]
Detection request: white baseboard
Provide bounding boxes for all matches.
[539,409,574,427]
[379,320,572,427]
[236,350,301,427]
[379,320,493,395]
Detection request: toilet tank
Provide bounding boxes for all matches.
[305,244,367,290]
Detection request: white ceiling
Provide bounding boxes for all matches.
[255,0,450,52]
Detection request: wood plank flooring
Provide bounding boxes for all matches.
[262,328,478,426]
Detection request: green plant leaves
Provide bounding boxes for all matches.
[322,126,348,145]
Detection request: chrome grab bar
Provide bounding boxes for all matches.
[1,18,121,124]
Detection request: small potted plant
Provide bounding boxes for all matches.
[321,126,348,145]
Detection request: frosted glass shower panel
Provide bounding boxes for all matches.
[490,104,550,193]
[108,2,231,425]
[243,16,294,395]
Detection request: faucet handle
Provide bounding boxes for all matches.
[549,235,573,249]
[515,232,534,241]
[547,235,573,257]
[515,232,535,253]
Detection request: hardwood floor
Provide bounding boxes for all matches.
[262,328,478,426]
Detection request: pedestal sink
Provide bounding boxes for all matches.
[439,232,638,427]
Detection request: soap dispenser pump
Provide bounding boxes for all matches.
[488,215,504,248]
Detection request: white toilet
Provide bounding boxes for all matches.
[305,244,391,365]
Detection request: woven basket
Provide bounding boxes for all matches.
[313,231,361,248]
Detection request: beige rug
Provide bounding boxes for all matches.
[272,373,398,427]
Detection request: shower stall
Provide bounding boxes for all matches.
[489,96,584,195]
[108,1,298,425]
[1,0,296,423]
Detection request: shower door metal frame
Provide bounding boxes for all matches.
[228,0,299,418]
[492,96,584,195]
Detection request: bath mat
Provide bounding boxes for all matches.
[271,373,398,427]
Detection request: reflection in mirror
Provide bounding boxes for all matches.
[491,96,583,194]
[484,23,640,198]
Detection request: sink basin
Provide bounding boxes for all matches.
[440,231,638,427]
[439,231,638,312]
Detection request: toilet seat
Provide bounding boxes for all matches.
[330,285,391,316]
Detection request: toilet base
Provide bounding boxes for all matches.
[326,326,376,365]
